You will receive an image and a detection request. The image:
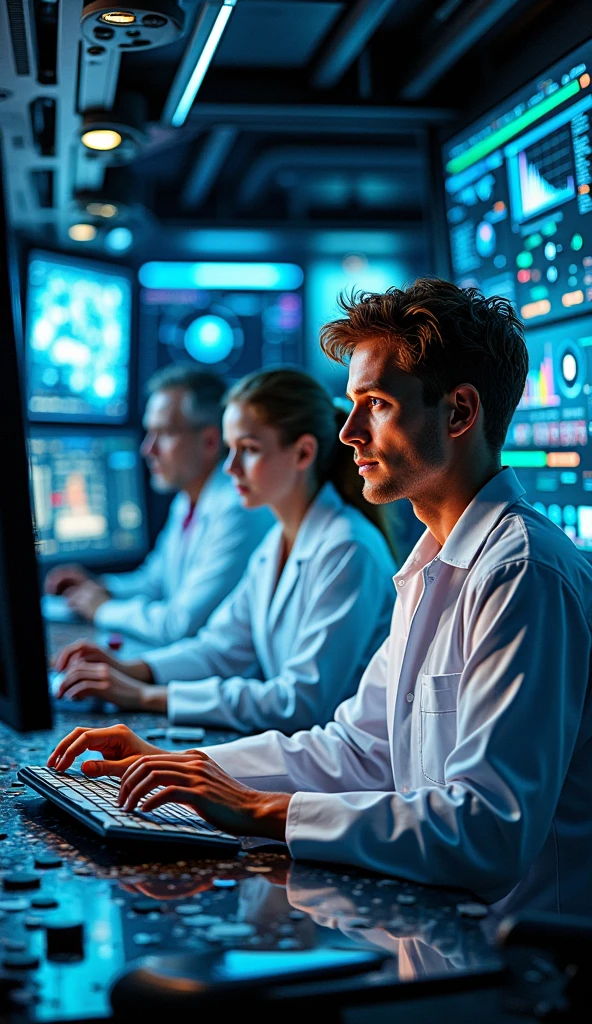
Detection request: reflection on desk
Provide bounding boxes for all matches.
[0,711,509,1022]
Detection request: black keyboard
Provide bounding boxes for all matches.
[18,765,241,851]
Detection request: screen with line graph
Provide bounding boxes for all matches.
[503,315,592,553]
[441,39,592,326]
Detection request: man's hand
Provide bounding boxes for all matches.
[118,752,290,841]
[47,723,165,777]
[45,564,91,595]
[65,580,111,622]
[52,640,152,682]
[55,660,166,712]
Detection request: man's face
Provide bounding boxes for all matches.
[340,339,447,504]
[140,388,213,493]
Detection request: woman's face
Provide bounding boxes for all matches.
[223,401,312,510]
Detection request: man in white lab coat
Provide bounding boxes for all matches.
[52,280,592,916]
[45,365,272,645]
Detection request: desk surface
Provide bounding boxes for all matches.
[0,623,507,1021]
[0,710,509,1022]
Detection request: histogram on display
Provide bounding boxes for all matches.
[520,344,561,408]
[517,136,576,220]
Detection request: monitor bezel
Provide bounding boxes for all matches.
[25,248,135,425]
[0,173,52,731]
[28,425,150,568]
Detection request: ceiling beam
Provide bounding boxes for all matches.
[400,0,529,100]
[311,0,400,90]
[237,145,423,208]
[181,125,238,207]
[183,102,455,132]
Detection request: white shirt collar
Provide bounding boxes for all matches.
[397,468,526,577]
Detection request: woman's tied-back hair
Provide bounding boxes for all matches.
[224,368,393,549]
[320,278,529,453]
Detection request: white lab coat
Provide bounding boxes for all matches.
[204,469,592,917]
[96,465,272,645]
[144,482,396,733]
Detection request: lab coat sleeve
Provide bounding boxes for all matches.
[95,505,268,645]
[201,636,394,792]
[142,568,258,683]
[100,513,173,601]
[159,541,394,733]
[284,559,592,904]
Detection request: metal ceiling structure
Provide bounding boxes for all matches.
[0,0,578,253]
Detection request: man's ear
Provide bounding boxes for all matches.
[295,433,319,472]
[448,384,481,439]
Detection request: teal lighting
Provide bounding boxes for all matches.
[446,79,581,175]
[184,315,235,364]
[171,1,237,128]
[139,261,304,291]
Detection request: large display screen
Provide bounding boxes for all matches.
[137,261,303,391]
[503,315,592,552]
[442,40,592,325]
[28,430,147,564]
[25,251,133,422]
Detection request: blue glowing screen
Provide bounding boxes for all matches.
[25,252,133,422]
[28,429,147,563]
[441,39,592,325]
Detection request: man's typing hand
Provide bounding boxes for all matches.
[118,751,291,840]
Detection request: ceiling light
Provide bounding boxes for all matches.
[86,201,118,217]
[68,223,97,241]
[170,1,237,128]
[79,97,147,162]
[81,128,122,151]
[100,10,135,23]
[81,1,184,49]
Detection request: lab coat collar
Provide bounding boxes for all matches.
[257,483,344,634]
[177,463,228,519]
[395,467,526,578]
[289,482,345,562]
[438,467,525,569]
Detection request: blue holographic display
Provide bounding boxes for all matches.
[25,251,133,422]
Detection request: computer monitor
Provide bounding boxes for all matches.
[0,166,52,730]
[502,314,592,554]
[28,429,148,566]
[25,250,133,422]
[441,38,592,326]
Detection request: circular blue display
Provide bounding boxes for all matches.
[184,315,235,364]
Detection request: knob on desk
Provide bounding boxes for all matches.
[46,920,84,961]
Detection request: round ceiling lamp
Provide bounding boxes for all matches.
[78,96,147,163]
[81,127,122,151]
[81,1,184,50]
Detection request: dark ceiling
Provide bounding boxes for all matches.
[0,0,588,254]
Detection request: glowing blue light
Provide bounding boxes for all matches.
[105,227,134,252]
[139,261,304,291]
[185,315,235,364]
[171,2,236,128]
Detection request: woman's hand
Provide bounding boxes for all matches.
[47,723,166,777]
[53,641,153,683]
[45,564,90,595]
[55,660,166,712]
[118,752,290,841]
[65,580,111,621]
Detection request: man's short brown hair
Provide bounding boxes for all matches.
[320,277,529,453]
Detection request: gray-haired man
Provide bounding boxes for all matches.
[45,366,272,645]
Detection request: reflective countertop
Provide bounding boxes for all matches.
[0,705,507,1022]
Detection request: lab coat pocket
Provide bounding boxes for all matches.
[420,672,461,785]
